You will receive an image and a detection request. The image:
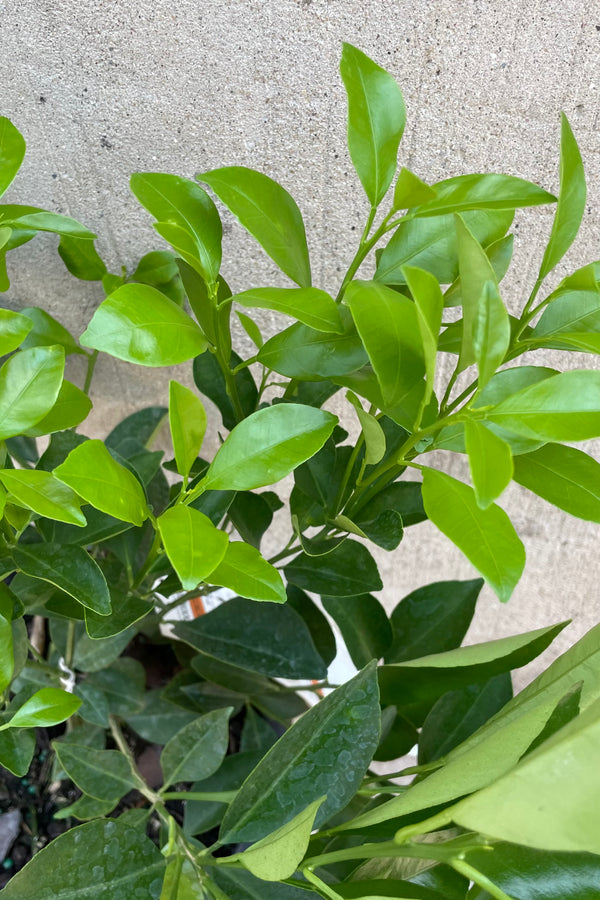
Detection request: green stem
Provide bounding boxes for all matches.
[333,433,365,516]
[303,839,452,870]
[161,791,238,803]
[267,541,302,564]
[64,621,76,669]
[83,350,99,396]
[452,859,516,900]
[302,867,345,900]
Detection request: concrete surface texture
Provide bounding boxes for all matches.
[2,0,600,681]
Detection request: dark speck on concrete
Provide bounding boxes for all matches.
[39,96,46,103]
[100,135,113,149]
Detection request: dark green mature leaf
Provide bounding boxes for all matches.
[537,113,586,283]
[375,209,514,286]
[484,370,600,441]
[184,750,265,836]
[227,491,275,548]
[125,691,196,744]
[322,594,392,667]
[87,658,145,716]
[513,443,600,522]
[5,688,81,729]
[340,42,406,206]
[0,308,32,355]
[80,283,207,365]
[241,707,279,752]
[413,173,556,217]
[0,611,12,692]
[387,579,483,664]
[193,348,257,430]
[208,541,286,603]
[0,817,165,900]
[0,728,36,776]
[203,403,337,491]
[241,795,325,881]
[106,406,168,450]
[258,319,368,379]
[199,166,311,286]
[354,481,426,534]
[286,585,337,667]
[173,596,326,679]
[73,683,110,728]
[379,622,566,714]
[157,505,228,590]
[418,674,513,764]
[131,172,222,285]
[0,117,26,197]
[464,419,513,509]
[220,662,380,842]
[422,469,525,602]
[54,439,149,526]
[0,345,65,440]
[234,286,343,332]
[464,842,600,900]
[213,867,314,900]
[13,542,111,616]
[285,540,382,597]
[85,593,153,639]
[161,708,231,786]
[344,280,425,408]
[337,880,449,899]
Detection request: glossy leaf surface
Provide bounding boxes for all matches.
[160,707,231,786]
[24,380,92,436]
[0,308,32,355]
[241,797,325,881]
[512,443,600,522]
[285,540,382,597]
[169,381,207,479]
[0,345,64,440]
[206,541,286,603]
[413,172,556,217]
[322,594,392,668]
[0,468,86,525]
[234,286,343,332]
[464,419,513,509]
[157,505,228,590]
[6,688,81,729]
[0,117,26,197]
[12,542,111,615]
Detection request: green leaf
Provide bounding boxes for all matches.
[24,380,92,436]
[346,391,386,465]
[0,308,33,355]
[403,266,443,404]
[53,742,137,800]
[80,283,208,366]
[73,683,110,728]
[484,370,600,442]
[237,310,263,348]
[12,542,111,616]
[184,750,264,836]
[157,505,228,591]
[54,439,149,526]
[464,420,513,509]
[199,166,311,286]
[241,707,279,752]
[354,481,426,534]
[208,541,286,603]
[344,280,424,408]
[19,306,81,355]
[241,796,325,881]
[87,658,145,715]
[0,117,26,197]
[413,172,556,217]
[0,610,13,691]
[174,596,325,679]
[58,234,107,281]
[213,868,314,900]
[54,794,116,822]
[106,405,168,450]
[169,381,207,479]
[0,817,165,900]
[340,42,406,207]
[322,594,392,668]
[513,443,600,522]
[0,468,86,525]
[444,233,514,308]
[419,674,512,765]
[227,491,276,549]
[220,662,380,842]
[532,288,600,339]
[452,695,600,853]
[386,578,483,664]
[375,209,514,287]
[203,403,337,491]
[160,707,231,786]
[193,348,258,431]
[393,167,437,210]
[285,540,382,597]
[537,113,586,283]
[0,728,36,776]
[258,319,368,379]
[233,286,343,333]
[4,687,81,729]
[0,205,95,238]
[131,172,222,285]
[471,281,511,387]
[337,881,449,900]
[422,468,525,602]
[286,584,337,667]
[84,592,153,639]
[125,691,196,744]
[0,345,65,440]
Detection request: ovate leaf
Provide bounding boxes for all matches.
[233,286,343,332]
[0,468,86,525]
[169,381,207,479]
[413,173,556,217]
[464,419,513,509]
[208,541,286,603]
[0,308,32,355]
[4,688,81,729]
[157,505,228,590]
[24,380,92,436]
[285,540,382,597]
[0,117,26,197]
[241,797,325,881]
[0,345,65,439]
[160,708,231,786]
[322,594,392,667]
[53,743,136,801]
[512,443,600,522]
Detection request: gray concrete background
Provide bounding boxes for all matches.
[2,0,600,682]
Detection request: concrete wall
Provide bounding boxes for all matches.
[3,0,600,682]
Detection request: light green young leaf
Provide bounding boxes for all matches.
[464,419,513,509]
[220,662,380,843]
[344,280,424,408]
[130,172,222,286]
[537,113,586,283]
[484,370,600,442]
[339,42,406,207]
[422,468,525,602]
[0,308,33,355]
[241,797,325,881]
[0,345,65,440]
[169,381,207,479]
[513,443,600,522]
[161,708,232,787]
[0,469,86,525]
[402,265,443,404]
[58,234,107,281]
[532,289,600,338]
[237,311,263,348]
[203,403,337,491]
[199,166,311,287]
[0,117,26,197]
[0,204,95,238]
[24,379,92,437]
[54,439,149,526]
[233,286,343,333]
[157,505,228,590]
[12,542,111,616]
[19,306,81,355]
[452,696,600,854]
[471,281,511,388]
[346,391,386,465]
[257,319,367,379]
[393,167,437,210]
[2,688,81,730]
[80,283,208,366]
[413,173,556,218]
[208,541,286,603]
